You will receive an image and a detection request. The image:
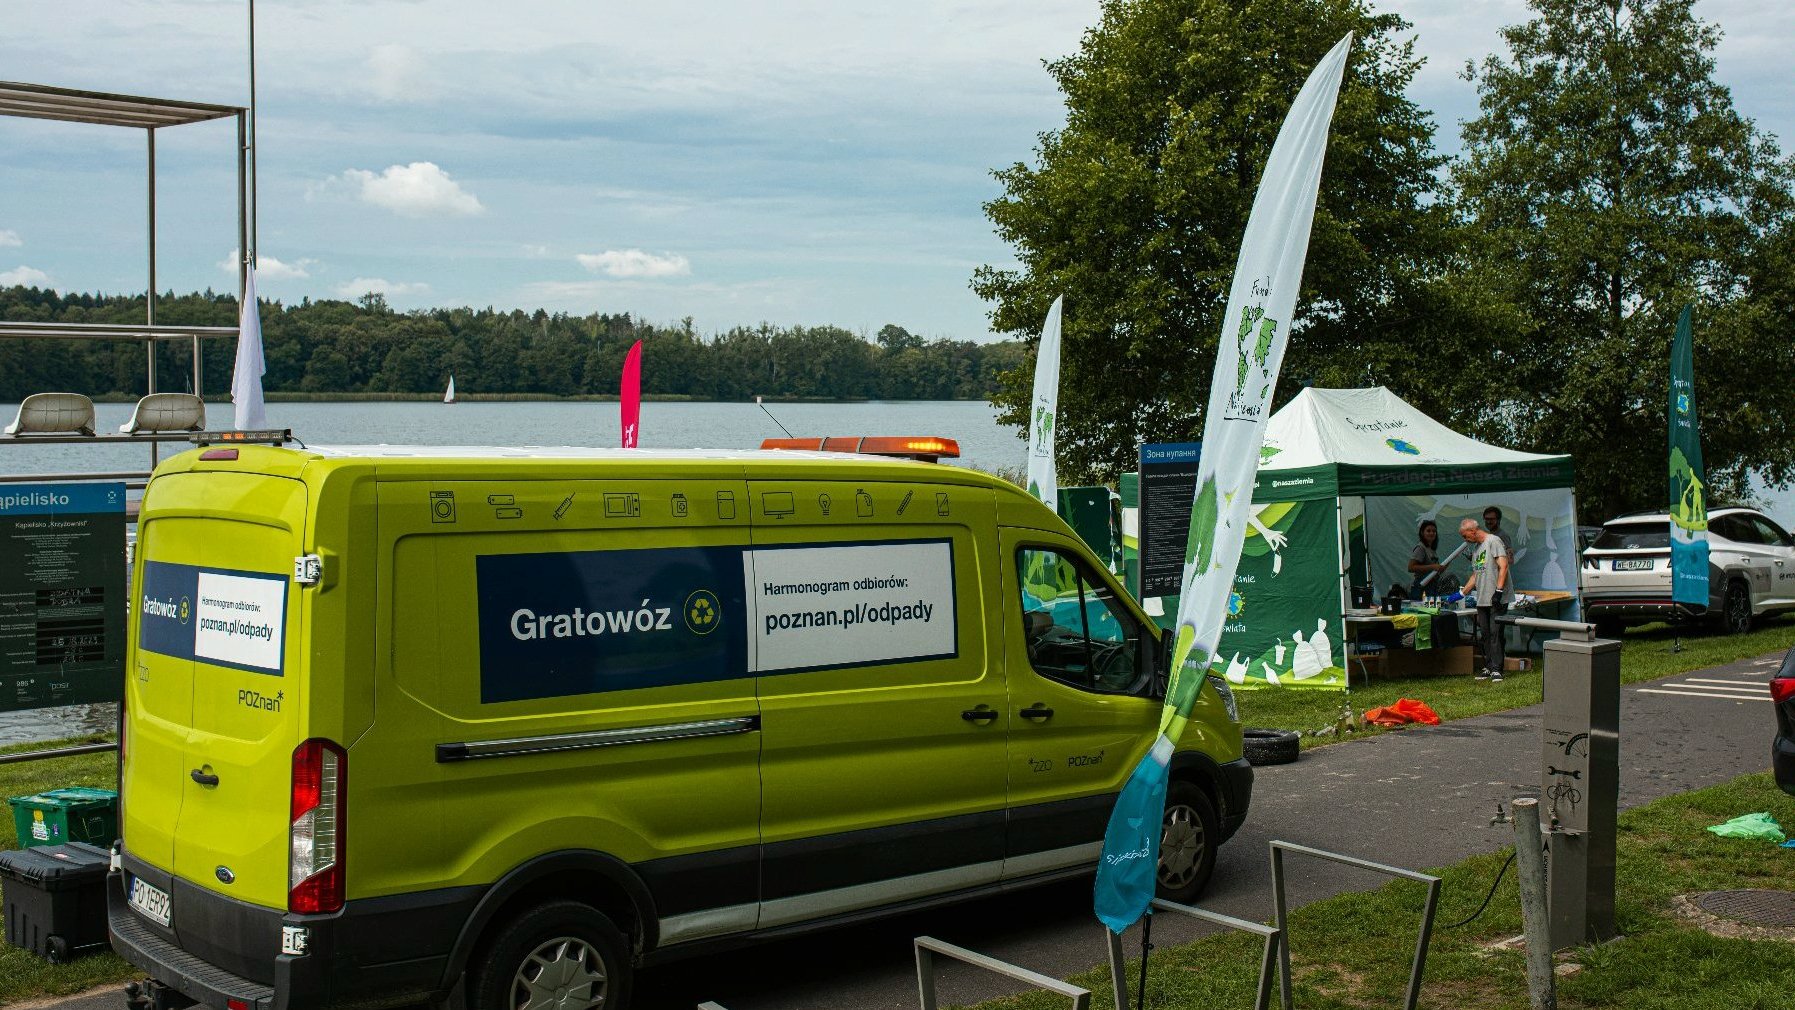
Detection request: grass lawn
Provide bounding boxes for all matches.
[963,771,1795,1010]
[1236,614,1795,747]
[0,735,139,1006]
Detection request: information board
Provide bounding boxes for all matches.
[0,483,128,712]
[1137,443,1202,598]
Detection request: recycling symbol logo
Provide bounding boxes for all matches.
[179,597,191,624]
[685,590,721,635]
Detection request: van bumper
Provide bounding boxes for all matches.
[1216,757,1253,842]
[108,850,478,1010]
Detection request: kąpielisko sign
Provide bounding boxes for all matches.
[0,483,128,712]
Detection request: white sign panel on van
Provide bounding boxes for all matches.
[746,540,957,673]
[193,571,287,673]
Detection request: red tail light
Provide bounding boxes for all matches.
[289,739,347,914]
[1772,677,1795,706]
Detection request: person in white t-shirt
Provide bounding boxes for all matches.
[1458,517,1510,683]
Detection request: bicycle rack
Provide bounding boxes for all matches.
[914,936,1091,1010]
[1270,841,1441,1010]
[1104,898,1283,1010]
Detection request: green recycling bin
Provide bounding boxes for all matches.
[8,788,118,850]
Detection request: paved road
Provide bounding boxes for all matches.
[46,652,1783,1010]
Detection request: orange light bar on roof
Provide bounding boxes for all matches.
[758,436,960,462]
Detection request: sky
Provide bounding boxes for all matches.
[2,1,1792,342]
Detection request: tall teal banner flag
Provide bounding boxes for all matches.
[1094,35,1353,935]
[1668,305,1708,609]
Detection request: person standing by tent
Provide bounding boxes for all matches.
[1483,505,1515,559]
[1457,517,1510,682]
[1407,519,1447,598]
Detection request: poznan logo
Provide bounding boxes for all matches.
[685,590,721,635]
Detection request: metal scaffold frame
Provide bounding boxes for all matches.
[0,81,251,418]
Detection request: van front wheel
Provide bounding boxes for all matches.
[1156,781,1219,903]
[470,900,632,1010]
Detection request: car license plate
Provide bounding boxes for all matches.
[128,876,171,927]
[1613,558,1654,571]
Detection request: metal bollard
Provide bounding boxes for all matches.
[1510,798,1556,1010]
[1539,630,1619,949]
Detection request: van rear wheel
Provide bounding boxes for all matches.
[1156,781,1219,903]
[470,900,631,1010]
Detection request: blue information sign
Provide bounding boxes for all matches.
[0,482,128,712]
[1138,443,1203,599]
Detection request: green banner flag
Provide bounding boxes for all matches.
[1668,305,1708,608]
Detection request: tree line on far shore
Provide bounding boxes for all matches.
[0,288,1024,403]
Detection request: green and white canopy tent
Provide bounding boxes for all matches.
[1217,386,1578,690]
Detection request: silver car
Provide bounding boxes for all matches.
[1579,507,1795,635]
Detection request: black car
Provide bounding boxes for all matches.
[1776,647,1795,797]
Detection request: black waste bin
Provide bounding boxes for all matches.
[0,841,111,962]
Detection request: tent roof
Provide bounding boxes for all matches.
[1262,387,1562,469]
[1253,387,1573,501]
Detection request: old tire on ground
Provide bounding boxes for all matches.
[1156,779,1220,903]
[1723,581,1753,635]
[1242,728,1300,766]
[469,900,632,1010]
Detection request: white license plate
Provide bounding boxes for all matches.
[1613,559,1654,571]
[128,876,171,927]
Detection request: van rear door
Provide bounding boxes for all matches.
[132,470,306,917]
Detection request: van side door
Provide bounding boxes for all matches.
[998,529,1160,879]
[373,476,763,948]
[748,479,1007,927]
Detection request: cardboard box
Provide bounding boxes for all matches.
[1380,645,1473,679]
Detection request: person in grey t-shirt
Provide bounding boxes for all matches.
[1482,505,1515,560]
[1458,517,1510,682]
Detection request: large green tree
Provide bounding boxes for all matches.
[974,0,1460,482]
[1452,0,1795,520]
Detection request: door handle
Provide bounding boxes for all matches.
[961,707,999,724]
[1020,704,1055,722]
[190,769,219,787]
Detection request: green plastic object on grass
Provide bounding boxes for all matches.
[1706,812,1786,842]
[7,787,119,849]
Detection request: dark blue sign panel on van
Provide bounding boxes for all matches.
[0,482,127,712]
[138,562,289,676]
[477,546,749,702]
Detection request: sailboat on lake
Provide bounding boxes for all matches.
[443,375,456,404]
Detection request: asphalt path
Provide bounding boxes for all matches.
[45,652,1783,1010]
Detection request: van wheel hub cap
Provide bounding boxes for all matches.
[514,937,607,1010]
[1158,802,1205,888]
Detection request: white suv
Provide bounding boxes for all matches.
[1580,507,1795,635]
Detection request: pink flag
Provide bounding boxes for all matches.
[620,339,642,448]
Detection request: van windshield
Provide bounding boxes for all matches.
[1592,522,1669,550]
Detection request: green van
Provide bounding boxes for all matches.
[108,441,1251,1010]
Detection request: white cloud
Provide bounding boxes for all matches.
[0,229,20,248]
[219,250,315,280]
[576,249,691,278]
[341,162,484,218]
[336,277,431,298]
[0,265,51,287]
